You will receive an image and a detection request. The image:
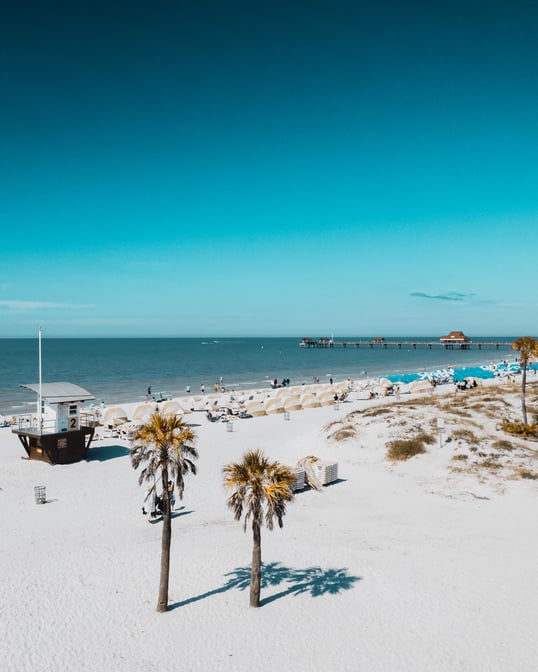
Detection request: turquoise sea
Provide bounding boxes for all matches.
[0,337,517,415]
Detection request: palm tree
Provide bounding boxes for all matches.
[223,449,295,607]
[512,336,538,424]
[131,412,198,612]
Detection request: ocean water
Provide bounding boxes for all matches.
[0,336,517,415]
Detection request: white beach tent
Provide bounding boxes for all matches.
[159,400,187,417]
[409,380,433,394]
[131,403,157,423]
[102,406,129,427]
[318,390,336,406]
[264,399,285,414]
[282,396,303,412]
[245,398,264,412]
[300,394,321,409]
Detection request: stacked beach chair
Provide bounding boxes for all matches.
[293,456,339,490]
[310,459,339,485]
[290,467,306,492]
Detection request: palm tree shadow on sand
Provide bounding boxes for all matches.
[169,562,361,609]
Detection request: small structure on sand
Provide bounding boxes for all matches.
[13,382,96,465]
[440,331,470,348]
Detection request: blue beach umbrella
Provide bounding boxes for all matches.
[453,367,495,382]
[386,373,421,384]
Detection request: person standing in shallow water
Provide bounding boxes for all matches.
[200,383,205,394]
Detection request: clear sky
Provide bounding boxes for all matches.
[1,0,537,337]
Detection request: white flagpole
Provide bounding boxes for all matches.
[38,327,42,431]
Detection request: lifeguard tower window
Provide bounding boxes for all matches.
[69,404,77,415]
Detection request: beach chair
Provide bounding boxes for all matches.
[289,467,306,492]
[311,459,339,485]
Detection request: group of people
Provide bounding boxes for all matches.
[455,379,478,392]
[142,481,176,523]
[270,378,291,389]
[333,390,350,402]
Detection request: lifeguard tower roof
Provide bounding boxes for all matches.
[20,382,95,404]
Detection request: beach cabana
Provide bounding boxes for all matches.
[13,382,96,465]
[409,380,433,394]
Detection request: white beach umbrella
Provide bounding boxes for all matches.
[356,389,373,400]
[248,405,267,417]
[193,398,213,411]
[301,396,321,409]
[265,399,285,414]
[102,406,129,427]
[409,380,433,394]
[182,397,195,409]
[132,403,157,422]
[159,400,184,417]
[318,392,336,406]
[283,397,303,412]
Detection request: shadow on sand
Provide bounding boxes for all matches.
[148,508,194,524]
[169,562,361,609]
[87,444,131,461]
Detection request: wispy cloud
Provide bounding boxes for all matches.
[411,292,476,302]
[0,301,93,311]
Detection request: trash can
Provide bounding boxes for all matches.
[226,422,234,432]
[34,486,46,504]
[283,411,291,421]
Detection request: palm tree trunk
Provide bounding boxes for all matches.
[157,466,171,612]
[521,363,528,425]
[250,520,262,607]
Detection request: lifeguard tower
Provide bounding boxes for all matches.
[13,382,96,464]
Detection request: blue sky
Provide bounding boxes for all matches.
[1,0,537,337]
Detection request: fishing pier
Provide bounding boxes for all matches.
[299,337,514,351]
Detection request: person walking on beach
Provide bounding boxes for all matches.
[200,383,205,395]
[143,486,156,523]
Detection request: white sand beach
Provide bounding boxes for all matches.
[1,378,537,672]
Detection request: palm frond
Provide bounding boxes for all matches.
[223,449,294,532]
[130,412,198,496]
